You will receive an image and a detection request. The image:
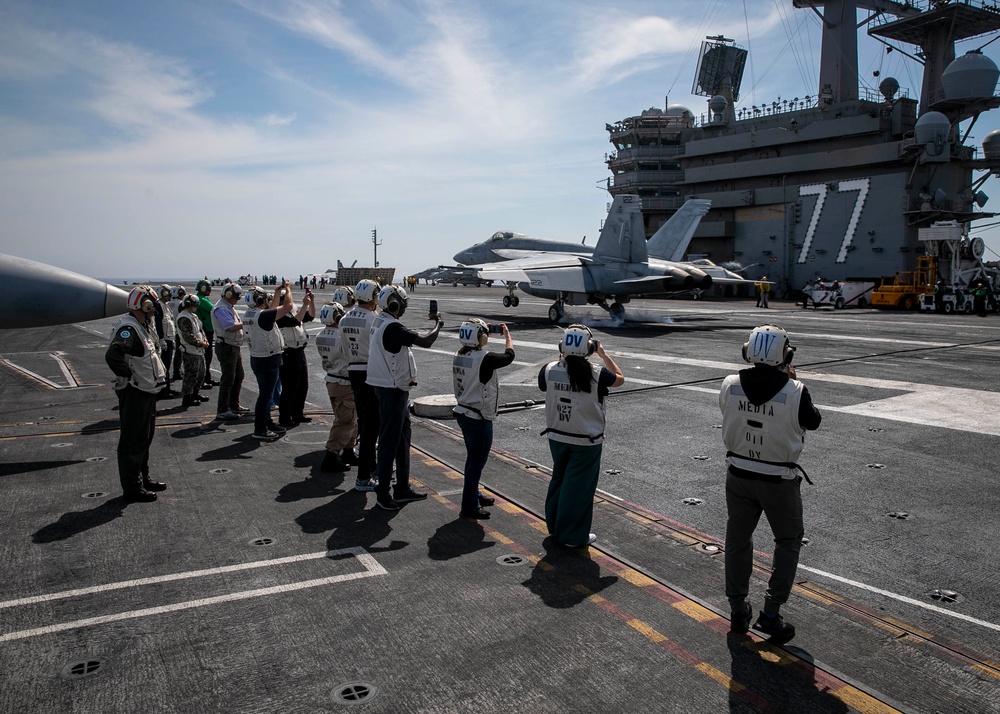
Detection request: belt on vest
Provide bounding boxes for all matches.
[726,451,812,484]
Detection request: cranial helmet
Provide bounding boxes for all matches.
[560,323,596,357]
[158,284,172,301]
[222,282,242,300]
[377,285,408,316]
[742,324,795,367]
[247,286,269,307]
[355,279,380,304]
[127,285,158,314]
[319,302,346,326]
[196,279,212,296]
[171,285,187,300]
[332,286,355,307]
[458,318,489,348]
[180,294,199,310]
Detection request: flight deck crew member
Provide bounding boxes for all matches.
[537,324,624,548]
[154,284,179,398]
[452,318,515,519]
[315,302,357,472]
[195,279,217,389]
[340,279,381,491]
[367,285,443,511]
[211,282,247,420]
[244,282,295,440]
[176,294,209,407]
[720,324,821,640]
[277,288,316,427]
[104,286,168,502]
[168,286,186,382]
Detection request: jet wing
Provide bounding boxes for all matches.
[473,254,591,291]
[493,248,593,260]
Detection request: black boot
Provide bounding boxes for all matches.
[341,448,359,466]
[321,451,349,473]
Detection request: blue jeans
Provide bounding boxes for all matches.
[250,358,280,435]
[374,386,411,495]
[457,413,493,512]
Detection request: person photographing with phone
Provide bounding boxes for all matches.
[719,324,822,641]
[538,324,624,548]
[452,319,515,519]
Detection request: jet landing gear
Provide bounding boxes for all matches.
[548,301,565,323]
[501,283,520,308]
[595,298,626,322]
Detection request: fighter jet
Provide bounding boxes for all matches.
[470,195,752,322]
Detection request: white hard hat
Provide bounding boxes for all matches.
[319,302,346,326]
[332,286,355,306]
[742,324,795,367]
[560,323,595,357]
[127,285,157,314]
[458,318,489,348]
[355,280,380,303]
[377,285,408,314]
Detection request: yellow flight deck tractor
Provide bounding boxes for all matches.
[871,256,936,310]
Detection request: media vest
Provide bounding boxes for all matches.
[340,306,377,371]
[366,313,417,390]
[315,327,350,384]
[158,301,176,340]
[541,360,605,446]
[279,317,308,349]
[211,299,243,346]
[109,314,166,393]
[452,349,499,420]
[243,307,285,358]
[176,311,207,355]
[720,375,806,479]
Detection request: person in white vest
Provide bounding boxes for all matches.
[211,282,247,421]
[452,318,515,519]
[537,324,623,548]
[104,286,168,502]
[315,302,357,472]
[367,284,442,511]
[176,294,210,407]
[154,284,179,399]
[168,286,187,382]
[276,288,315,427]
[244,282,294,440]
[340,279,381,491]
[720,324,821,640]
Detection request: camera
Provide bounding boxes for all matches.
[428,300,438,319]
[488,322,505,334]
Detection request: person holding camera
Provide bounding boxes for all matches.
[367,284,443,511]
[537,324,624,548]
[720,324,821,640]
[276,287,316,427]
[452,319,515,519]
[244,281,295,440]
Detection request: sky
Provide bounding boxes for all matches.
[2,0,1000,283]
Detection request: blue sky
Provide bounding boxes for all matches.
[2,0,999,282]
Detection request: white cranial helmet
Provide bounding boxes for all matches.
[247,286,269,306]
[458,318,489,348]
[377,285,408,315]
[332,286,355,306]
[742,324,795,367]
[560,323,595,357]
[127,285,158,313]
[318,302,346,326]
[354,280,380,303]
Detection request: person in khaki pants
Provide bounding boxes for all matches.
[315,302,358,472]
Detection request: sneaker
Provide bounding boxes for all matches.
[753,612,795,639]
[375,494,400,511]
[234,405,251,414]
[354,478,377,492]
[252,431,279,440]
[216,411,239,421]
[564,533,597,548]
[267,423,287,434]
[730,603,753,634]
[393,488,428,503]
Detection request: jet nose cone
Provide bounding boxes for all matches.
[453,250,472,265]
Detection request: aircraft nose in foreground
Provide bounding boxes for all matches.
[453,246,478,265]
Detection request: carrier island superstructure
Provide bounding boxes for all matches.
[605,0,1000,289]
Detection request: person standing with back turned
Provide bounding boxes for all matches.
[340,279,381,491]
[720,324,821,640]
[538,324,624,548]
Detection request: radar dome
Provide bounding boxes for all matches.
[941,51,999,100]
[709,95,728,114]
[879,77,899,102]
[640,107,664,117]
[984,129,1000,161]
[666,104,693,118]
[914,111,951,145]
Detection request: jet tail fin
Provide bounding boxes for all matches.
[593,195,647,263]
[647,199,711,261]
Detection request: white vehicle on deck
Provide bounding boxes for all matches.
[802,280,875,309]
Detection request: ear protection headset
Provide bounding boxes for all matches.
[171,286,187,300]
[742,324,795,367]
[158,284,172,301]
[180,294,199,310]
[248,286,268,307]
[332,286,355,307]
[223,282,242,300]
[196,279,212,296]
[319,302,346,326]
[127,286,157,314]
[377,285,408,316]
[559,323,597,357]
[458,318,489,348]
